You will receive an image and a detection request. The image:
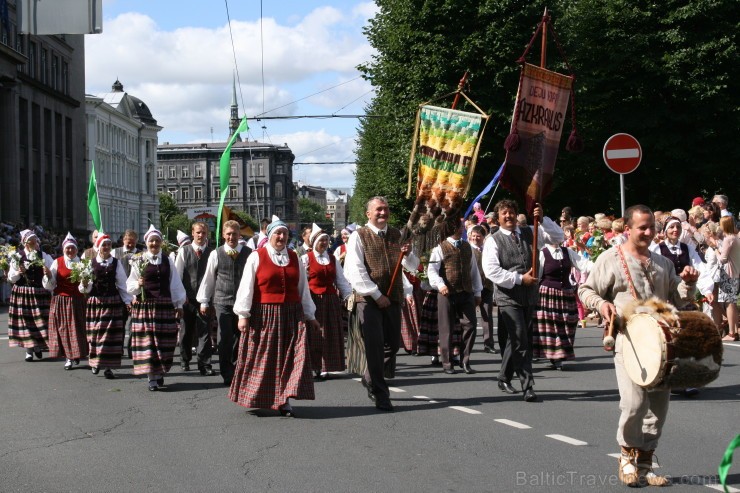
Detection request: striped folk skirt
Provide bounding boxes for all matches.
[417,291,439,355]
[86,295,126,369]
[48,294,88,359]
[533,285,578,360]
[309,292,346,373]
[228,303,315,410]
[130,297,178,376]
[346,304,367,376]
[400,295,419,353]
[8,285,50,349]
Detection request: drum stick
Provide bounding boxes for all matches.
[602,312,616,351]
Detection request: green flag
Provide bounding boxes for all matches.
[216,117,249,246]
[87,161,102,230]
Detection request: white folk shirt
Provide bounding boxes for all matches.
[482,216,564,289]
[343,223,420,301]
[300,251,353,300]
[79,254,133,303]
[125,251,187,308]
[537,244,592,280]
[426,237,483,296]
[7,248,53,284]
[42,255,80,291]
[232,243,316,321]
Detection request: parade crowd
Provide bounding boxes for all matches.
[1,193,738,486]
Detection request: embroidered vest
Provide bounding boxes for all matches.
[16,250,44,288]
[142,257,171,300]
[357,226,403,303]
[658,242,690,276]
[439,240,473,294]
[54,257,81,297]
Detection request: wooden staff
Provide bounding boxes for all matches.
[530,8,550,277]
[387,72,469,297]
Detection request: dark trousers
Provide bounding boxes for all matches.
[180,299,213,367]
[497,309,507,353]
[437,291,477,368]
[357,300,401,401]
[215,304,239,382]
[498,304,535,390]
[479,287,495,348]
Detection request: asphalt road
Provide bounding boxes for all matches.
[0,306,738,493]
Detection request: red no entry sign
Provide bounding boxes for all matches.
[603,133,642,174]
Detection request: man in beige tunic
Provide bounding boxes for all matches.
[579,204,698,487]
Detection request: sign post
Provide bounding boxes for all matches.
[603,133,642,216]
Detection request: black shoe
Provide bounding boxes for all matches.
[314,371,326,381]
[180,361,190,371]
[430,355,441,366]
[462,363,476,374]
[443,367,456,375]
[524,388,538,402]
[223,378,232,387]
[361,377,376,402]
[34,350,43,360]
[483,344,496,354]
[198,365,215,376]
[684,388,700,398]
[375,398,394,412]
[156,377,164,386]
[73,359,80,366]
[103,369,115,379]
[25,353,34,362]
[91,366,100,375]
[148,381,159,392]
[279,408,296,418]
[498,381,517,394]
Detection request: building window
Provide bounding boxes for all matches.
[229,185,238,199]
[28,42,37,78]
[258,163,264,176]
[169,166,176,178]
[194,165,202,178]
[276,206,283,217]
[168,188,177,198]
[62,61,69,95]
[181,166,189,178]
[195,187,203,200]
[51,55,59,90]
[214,187,220,198]
[156,166,163,179]
[275,182,283,199]
[230,164,238,177]
[213,164,219,178]
[276,164,284,174]
[40,49,48,84]
[182,188,190,200]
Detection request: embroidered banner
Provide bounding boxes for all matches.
[406,105,486,234]
[501,63,573,213]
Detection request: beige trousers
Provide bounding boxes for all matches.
[614,333,671,450]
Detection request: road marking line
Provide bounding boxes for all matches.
[413,396,439,404]
[723,342,740,348]
[706,484,740,492]
[388,387,405,393]
[352,377,361,382]
[494,419,531,429]
[606,148,640,159]
[607,453,658,468]
[449,406,481,415]
[0,336,7,340]
[546,434,587,446]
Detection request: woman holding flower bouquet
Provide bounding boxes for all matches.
[126,225,186,391]
[81,233,133,379]
[7,229,54,362]
[43,233,89,370]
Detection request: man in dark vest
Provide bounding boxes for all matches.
[482,200,563,402]
[175,222,214,375]
[344,196,419,412]
[196,220,252,386]
[112,229,140,358]
[427,219,482,374]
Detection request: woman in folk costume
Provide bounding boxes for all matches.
[43,233,89,370]
[126,225,186,391]
[81,233,132,379]
[173,230,191,264]
[301,224,352,379]
[532,239,591,370]
[7,229,54,361]
[333,224,355,267]
[231,217,319,417]
[399,271,420,355]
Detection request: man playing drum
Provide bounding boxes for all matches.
[579,205,699,487]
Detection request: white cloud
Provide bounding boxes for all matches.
[86,3,374,189]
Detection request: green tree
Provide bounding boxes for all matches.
[354,0,739,218]
[158,192,190,242]
[298,198,332,230]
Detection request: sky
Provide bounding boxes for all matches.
[85,0,379,191]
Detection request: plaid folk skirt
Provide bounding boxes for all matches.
[48,294,88,359]
[417,291,439,355]
[346,304,367,376]
[130,297,178,376]
[86,295,126,369]
[8,285,50,349]
[400,296,419,353]
[228,303,315,410]
[533,286,578,360]
[309,292,346,373]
